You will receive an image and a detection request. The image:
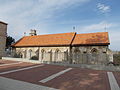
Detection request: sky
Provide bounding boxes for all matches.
[0,0,120,51]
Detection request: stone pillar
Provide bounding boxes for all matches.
[69,46,73,64]
[52,52,55,62]
[26,49,30,59]
[39,48,42,62]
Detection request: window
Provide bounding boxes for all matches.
[91,48,98,58]
[35,49,39,58]
[55,49,61,60]
[19,52,23,58]
[91,48,98,53]
[64,50,68,61]
[74,49,80,60]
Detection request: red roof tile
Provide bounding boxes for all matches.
[72,32,110,45]
[12,32,76,47]
[12,32,110,47]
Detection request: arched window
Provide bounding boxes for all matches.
[91,48,98,53]
[41,49,45,60]
[55,49,61,60]
[91,48,98,64]
[29,49,32,58]
[74,49,80,53]
[19,52,23,58]
[35,49,39,60]
[64,50,68,61]
[35,49,39,58]
[74,49,80,59]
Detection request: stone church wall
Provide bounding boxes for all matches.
[13,46,70,63]
[72,46,110,65]
[13,45,112,65]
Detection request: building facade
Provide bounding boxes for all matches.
[12,31,112,65]
[0,21,7,58]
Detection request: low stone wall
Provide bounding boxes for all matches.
[2,57,41,64]
[45,62,120,71]
[2,57,120,71]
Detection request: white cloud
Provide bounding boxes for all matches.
[97,3,110,13]
[78,21,114,33]
[0,0,90,40]
[109,31,120,51]
[76,21,120,51]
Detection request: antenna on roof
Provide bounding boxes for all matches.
[73,26,75,32]
[24,32,26,36]
[104,23,107,32]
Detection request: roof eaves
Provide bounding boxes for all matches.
[72,43,110,46]
[11,36,25,47]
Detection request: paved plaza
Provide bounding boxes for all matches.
[0,60,119,90]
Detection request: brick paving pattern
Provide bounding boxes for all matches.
[0,60,120,90]
[113,72,120,87]
[44,68,110,90]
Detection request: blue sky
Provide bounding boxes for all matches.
[0,0,120,51]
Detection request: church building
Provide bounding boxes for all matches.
[12,30,112,65]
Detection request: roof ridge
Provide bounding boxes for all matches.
[77,32,108,35]
[24,32,76,37]
[70,32,76,45]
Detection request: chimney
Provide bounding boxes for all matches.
[29,29,37,36]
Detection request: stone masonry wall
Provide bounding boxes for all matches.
[13,45,112,65]
[0,22,7,58]
[72,46,110,65]
[14,46,70,63]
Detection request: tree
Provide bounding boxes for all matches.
[113,52,120,65]
[6,36,15,49]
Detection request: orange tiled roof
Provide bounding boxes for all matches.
[12,32,76,47]
[12,32,110,47]
[72,32,110,45]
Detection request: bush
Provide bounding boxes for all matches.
[30,56,38,60]
[113,53,120,65]
[14,53,22,58]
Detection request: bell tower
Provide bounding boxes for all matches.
[0,21,7,58]
[29,29,37,36]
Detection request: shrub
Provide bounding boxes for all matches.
[113,53,120,65]
[14,53,22,58]
[30,56,38,60]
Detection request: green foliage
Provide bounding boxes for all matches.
[14,53,22,58]
[113,53,120,65]
[30,56,38,60]
[6,36,15,48]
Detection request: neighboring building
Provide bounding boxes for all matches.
[0,21,7,58]
[12,31,112,65]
